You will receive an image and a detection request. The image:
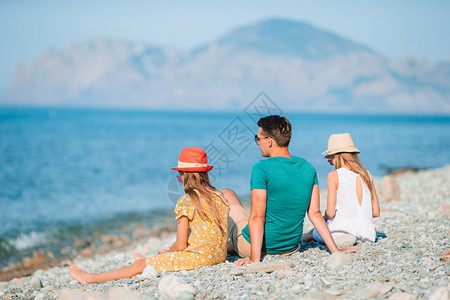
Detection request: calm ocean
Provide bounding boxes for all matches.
[1,107,449,266]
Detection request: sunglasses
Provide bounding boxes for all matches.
[254,134,271,144]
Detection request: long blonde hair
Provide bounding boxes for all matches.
[180,171,228,234]
[334,153,374,193]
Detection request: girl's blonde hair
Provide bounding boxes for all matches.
[334,153,374,193]
[180,171,228,234]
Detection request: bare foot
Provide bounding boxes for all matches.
[133,252,145,260]
[69,265,90,284]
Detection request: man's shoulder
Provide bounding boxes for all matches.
[251,158,281,171]
[291,156,307,163]
[253,156,316,171]
[253,158,269,167]
[292,156,315,169]
[251,160,268,176]
[285,156,313,168]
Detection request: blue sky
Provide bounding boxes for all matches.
[1,0,449,99]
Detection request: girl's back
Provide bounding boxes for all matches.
[328,167,376,242]
[178,190,229,257]
[335,168,373,219]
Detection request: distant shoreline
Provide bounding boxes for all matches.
[1,105,450,118]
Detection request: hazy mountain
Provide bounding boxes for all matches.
[6,18,450,114]
[201,19,374,59]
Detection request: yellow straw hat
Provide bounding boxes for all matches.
[322,133,360,158]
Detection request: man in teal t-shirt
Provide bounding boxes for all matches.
[223,115,356,266]
[243,156,318,254]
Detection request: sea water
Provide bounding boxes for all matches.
[1,107,449,267]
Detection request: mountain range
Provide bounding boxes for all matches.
[6,18,450,114]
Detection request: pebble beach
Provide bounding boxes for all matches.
[1,166,449,300]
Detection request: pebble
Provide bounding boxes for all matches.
[30,276,43,289]
[379,284,394,295]
[324,288,342,296]
[333,234,357,248]
[0,166,449,299]
[141,265,158,279]
[240,261,294,274]
[158,275,195,300]
[429,286,449,300]
[275,269,295,278]
[373,275,390,282]
[326,252,352,267]
[176,290,195,300]
[34,292,47,300]
[388,292,416,300]
[58,287,144,300]
[440,250,450,261]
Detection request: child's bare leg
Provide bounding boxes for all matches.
[70,259,146,284]
[301,229,315,242]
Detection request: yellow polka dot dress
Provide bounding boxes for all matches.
[145,190,229,272]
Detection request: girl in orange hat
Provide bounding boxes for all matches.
[302,133,380,244]
[70,147,229,284]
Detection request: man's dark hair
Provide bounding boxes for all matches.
[257,115,292,147]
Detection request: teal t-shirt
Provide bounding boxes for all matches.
[242,156,318,253]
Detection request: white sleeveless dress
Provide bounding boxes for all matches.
[313,167,376,243]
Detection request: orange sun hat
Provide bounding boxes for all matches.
[171,147,214,172]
